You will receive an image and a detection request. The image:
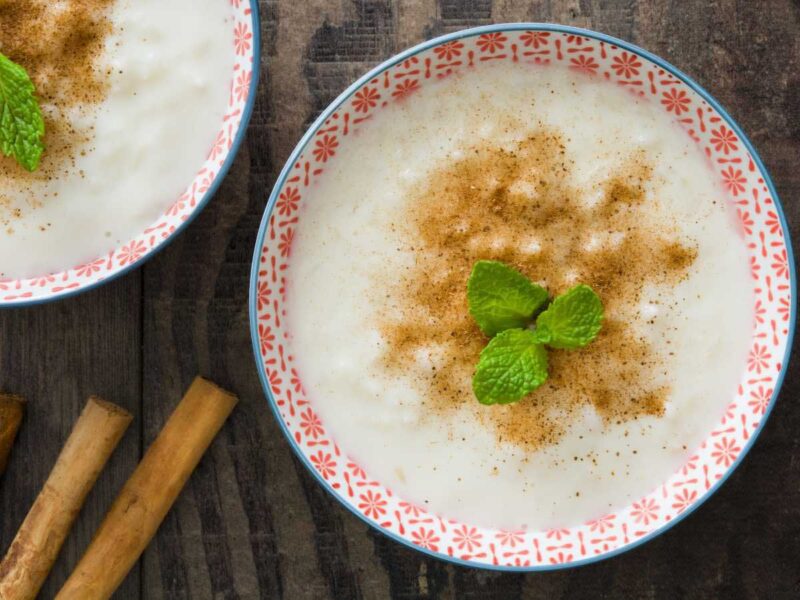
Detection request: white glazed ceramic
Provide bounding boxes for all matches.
[0,0,260,306]
[250,24,795,570]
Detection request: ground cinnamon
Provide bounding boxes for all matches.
[378,132,697,450]
[0,0,115,222]
[0,0,114,106]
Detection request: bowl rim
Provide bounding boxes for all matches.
[248,22,797,571]
[2,1,262,308]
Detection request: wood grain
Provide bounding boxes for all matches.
[0,397,132,600]
[1,1,798,598]
[0,278,142,599]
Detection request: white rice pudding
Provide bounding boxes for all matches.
[288,64,752,529]
[0,0,234,278]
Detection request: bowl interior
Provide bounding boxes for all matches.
[251,24,794,570]
[0,0,259,306]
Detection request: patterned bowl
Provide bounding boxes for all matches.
[249,24,795,570]
[0,1,260,307]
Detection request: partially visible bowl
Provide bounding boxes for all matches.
[250,24,795,570]
[0,0,260,307]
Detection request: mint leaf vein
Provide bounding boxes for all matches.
[472,329,548,405]
[467,260,548,336]
[535,284,603,349]
[0,52,45,172]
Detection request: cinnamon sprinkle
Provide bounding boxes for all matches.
[0,0,114,222]
[378,132,697,450]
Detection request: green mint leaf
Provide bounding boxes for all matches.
[0,52,45,171]
[467,260,548,336]
[472,328,548,405]
[535,284,603,349]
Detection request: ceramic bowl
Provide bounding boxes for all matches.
[0,1,260,307]
[249,24,795,570]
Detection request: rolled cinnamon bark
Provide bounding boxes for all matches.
[56,377,238,600]
[0,397,132,600]
[0,394,25,475]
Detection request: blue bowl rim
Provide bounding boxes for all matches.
[248,22,797,572]
[2,1,263,308]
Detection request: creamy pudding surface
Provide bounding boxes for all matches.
[0,0,234,278]
[288,64,752,530]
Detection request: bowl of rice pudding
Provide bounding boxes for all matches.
[250,24,795,569]
[0,0,259,305]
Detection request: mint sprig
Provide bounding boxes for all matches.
[0,52,45,171]
[467,261,603,405]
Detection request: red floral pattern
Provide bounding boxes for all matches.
[233,22,253,56]
[276,187,300,216]
[661,88,691,115]
[310,452,336,480]
[630,498,659,525]
[434,40,464,60]
[412,527,440,552]
[358,490,388,519]
[747,344,771,373]
[253,28,792,569]
[497,529,525,547]
[748,386,772,415]
[722,166,747,195]
[711,438,741,467]
[453,525,483,552]
[672,489,698,513]
[117,241,147,266]
[313,134,339,162]
[520,31,550,49]
[352,86,381,113]
[392,79,421,99]
[570,55,599,74]
[710,125,738,154]
[476,33,507,53]
[300,408,324,439]
[612,51,642,78]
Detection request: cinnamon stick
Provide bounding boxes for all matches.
[56,377,238,600]
[0,397,132,600]
[0,394,25,475]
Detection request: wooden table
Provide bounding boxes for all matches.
[1,1,798,598]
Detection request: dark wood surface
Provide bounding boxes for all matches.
[1,1,799,598]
